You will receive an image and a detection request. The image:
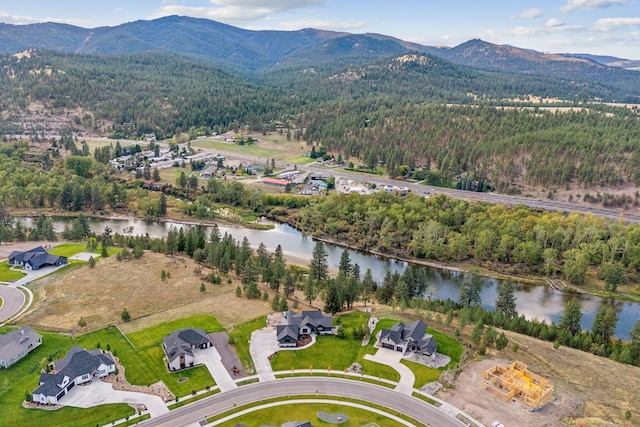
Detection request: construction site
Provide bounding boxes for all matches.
[482,361,554,410]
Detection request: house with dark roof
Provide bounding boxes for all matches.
[276,309,335,348]
[8,246,67,271]
[379,320,437,355]
[162,328,212,371]
[0,326,42,369]
[32,346,116,404]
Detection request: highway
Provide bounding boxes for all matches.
[199,145,640,224]
[139,377,466,427]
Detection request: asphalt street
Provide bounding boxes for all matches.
[0,285,24,323]
[139,377,466,427]
[200,144,639,223]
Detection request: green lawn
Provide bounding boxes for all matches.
[126,314,223,348]
[271,312,461,388]
[48,243,87,257]
[0,329,134,427]
[280,155,316,165]
[272,312,371,373]
[76,325,215,397]
[228,316,266,373]
[217,402,409,427]
[191,140,281,158]
[0,261,26,282]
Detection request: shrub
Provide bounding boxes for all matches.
[121,308,131,322]
[78,317,87,328]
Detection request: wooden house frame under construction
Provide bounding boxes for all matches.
[482,361,554,410]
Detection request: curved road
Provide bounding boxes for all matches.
[139,377,466,427]
[196,144,640,223]
[0,285,25,323]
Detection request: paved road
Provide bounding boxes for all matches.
[197,144,639,223]
[138,377,466,427]
[0,285,25,323]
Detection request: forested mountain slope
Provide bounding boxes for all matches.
[1,48,639,192]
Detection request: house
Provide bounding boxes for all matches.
[0,326,42,369]
[8,246,67,271]
[379,320,437,355]
[162,328,212,371]
[276,309,335,348]
[32,346,116,404]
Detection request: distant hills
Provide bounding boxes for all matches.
[0,15,637,76]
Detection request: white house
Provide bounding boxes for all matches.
[0,326,42,369]
[32,346,116,404]
[162,328,212,371]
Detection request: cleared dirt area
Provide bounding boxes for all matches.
[437,329,640,427]
[20,251,271,333]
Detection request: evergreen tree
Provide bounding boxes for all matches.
[304,276,316,307]
[459,272,482,307]
[560,298,583,336]
[496,279,518,318]
[158,193,167,216]
[309,241,329,281]
[591,304,618,343]
[338,249,352,276]
[324,280,342,315]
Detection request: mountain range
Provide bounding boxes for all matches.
[0,15,638,76]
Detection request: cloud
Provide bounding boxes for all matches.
[561,0,635,12]
[151,0,326,24]
[0,12,89,26]
[546,18,565,27]
[594,17,640,31]
[516,8,543,19]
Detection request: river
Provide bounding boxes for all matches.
[20,216,640,340]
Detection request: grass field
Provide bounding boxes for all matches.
[47,244,87,257]
[0,328,134,427]
[191,140,281,158]
[76,325,215,396]
[271,312,461,386]
[0,261,26,282]
[126,314,223,348]
[271,312,372,373]
[228,316,266,372]
[217,402,409,427]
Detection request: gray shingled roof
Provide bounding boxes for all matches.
[163,328,211,363]
[34,346,115,398]
[0,326,41,364]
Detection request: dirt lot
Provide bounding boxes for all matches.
[20,251,271,333]
[437,328,640,427]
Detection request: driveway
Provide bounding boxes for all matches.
[0,285,25,323]
[195,346,238,392]
[62,380,169,417]
[249,327,278,382]
[364,348,415,395]
[8,264,67,288]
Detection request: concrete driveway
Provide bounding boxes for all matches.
[0,285,25,323]
[62,380,169,417]
[249,327,278,382]
[8,264,67,288]
[364,348,416,395]
[195,346,237,392]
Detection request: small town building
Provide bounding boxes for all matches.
[0,326,42,369]
[162,328,212,371]
[262,177,289,188]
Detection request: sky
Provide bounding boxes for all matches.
[2,1,640,59]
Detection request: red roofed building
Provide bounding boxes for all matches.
[262,178,289,187]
